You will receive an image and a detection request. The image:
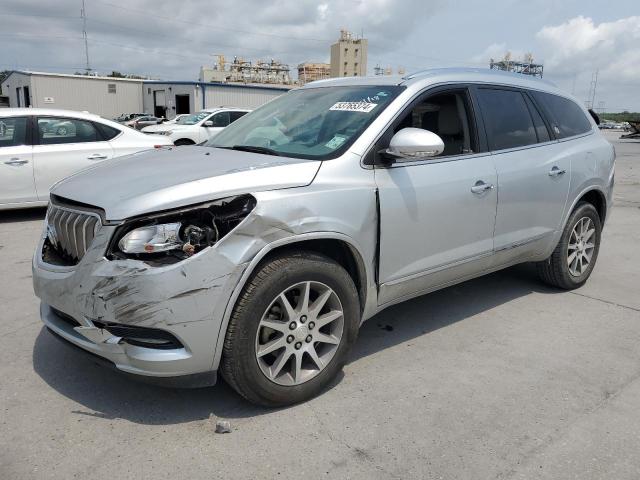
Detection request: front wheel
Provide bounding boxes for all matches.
[537,202,602,289]
[221,252,360,407]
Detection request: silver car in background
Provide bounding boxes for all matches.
[32,68,615,406]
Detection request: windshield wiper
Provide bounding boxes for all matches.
[228,145,280,156]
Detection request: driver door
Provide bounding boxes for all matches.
[373,86,498,306]
[200,111,230,142]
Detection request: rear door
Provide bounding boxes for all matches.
[33,116,115,201]
[0,116,36,205]
[374,86,498,305]
[473,86,570,263]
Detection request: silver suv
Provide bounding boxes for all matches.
[33,68,615,406]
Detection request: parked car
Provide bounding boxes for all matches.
[114,113,147,123]
[0,108,172,209]
[161,113,189,125]
[141,108,250,145]
[125,115,162,130]
[32,69,615,406]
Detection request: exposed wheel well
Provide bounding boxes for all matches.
[577,189,606,223]
[256,239,368,313]
[174,138,195,146]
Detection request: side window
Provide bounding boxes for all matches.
[476,89,537,151]
[0,117,29,147]
[392,90,477,157]
[524,95,551,143]
[229,111,247,123]
[94,122,121,140]
[210,112,230,127]
[532,91,592,138]
[37,117,100,145]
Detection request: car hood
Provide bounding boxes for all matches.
[51,146,321,220]
[142,123,191,133]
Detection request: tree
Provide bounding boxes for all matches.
[0,70,11,95]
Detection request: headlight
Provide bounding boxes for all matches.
[119,222,182,254]
[108,194,256,264]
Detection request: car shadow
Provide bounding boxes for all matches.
[32,263,561,424]
[0,207,47,224]
[351,263,561,361]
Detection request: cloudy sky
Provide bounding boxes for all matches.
[2,0,639,110]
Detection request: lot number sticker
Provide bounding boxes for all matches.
[330,101,377,113]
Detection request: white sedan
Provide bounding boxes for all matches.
[0,108,173,210]
[142,108,250,145]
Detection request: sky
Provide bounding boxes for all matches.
[1,0,639,111]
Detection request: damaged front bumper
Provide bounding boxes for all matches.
[33,222,247,383]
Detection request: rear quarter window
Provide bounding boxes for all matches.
[94,122,121,140]
[532,91,592,138]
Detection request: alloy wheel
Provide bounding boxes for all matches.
[255,281,344,386]
[567,216,596,277]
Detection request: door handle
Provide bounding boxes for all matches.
[4,158,28,166]
[87,154,108,160]
[471,181,494,194]
[548,166,566,177]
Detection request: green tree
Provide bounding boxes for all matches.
[0,70,11,95]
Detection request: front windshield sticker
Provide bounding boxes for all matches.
[325,134,347,149]
[329,101,377,113]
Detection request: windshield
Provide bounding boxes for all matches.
[205,85,404,160]
[176,111,213,125]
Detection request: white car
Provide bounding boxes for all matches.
[161,113,189,125]
[141,108,250,145]
[0,108,173,210]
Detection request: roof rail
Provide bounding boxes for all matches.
[402,67,556,87]
[402,67,487,80]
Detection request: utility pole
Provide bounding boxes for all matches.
[587,70,598,109]
[81,0,91,74]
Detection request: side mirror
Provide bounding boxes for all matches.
[203,120,214,127]
[385,128,444,161]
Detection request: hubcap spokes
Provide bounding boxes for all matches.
[567,217,595,277]
[255,281,344,386]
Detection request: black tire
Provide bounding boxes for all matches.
[173,138,195,146]
[221,251,360,407]
[536,202,602,289]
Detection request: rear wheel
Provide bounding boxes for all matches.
[537,202,602,289]
[221,252,360,407]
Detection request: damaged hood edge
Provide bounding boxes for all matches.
[51,146,322,220]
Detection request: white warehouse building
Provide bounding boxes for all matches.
[0,71,292,120]
[1,71,144,119]
[142,81,291,119]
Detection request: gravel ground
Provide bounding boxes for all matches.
[1,130,639,480]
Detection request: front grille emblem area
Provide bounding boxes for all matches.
[42,204,100,266]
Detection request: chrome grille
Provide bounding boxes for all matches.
[45,204,100,264]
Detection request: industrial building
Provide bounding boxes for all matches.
[0,71,144,119]
[0,70,292,120]
[297,62,331,84]
[489,53,543,78]
[199,55,293,85]
[330,30,368,77]
[143,81,291,119]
